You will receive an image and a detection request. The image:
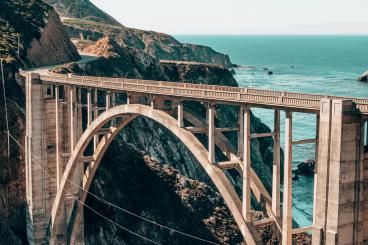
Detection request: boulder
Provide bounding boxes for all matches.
[357,71,368,82]
[297,159,315,176]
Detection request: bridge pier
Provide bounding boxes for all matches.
[93,89,99,150]
[325,100,364,244]
[312,99,367,245]
[238,106,244,160]
[272,109,281,218]
[242,106,251,222]
[177,100,184,128]
[25,73,49,244]
[282,111,293,245]
[208,103,216,164]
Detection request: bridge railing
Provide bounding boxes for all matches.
[36,73,368,114]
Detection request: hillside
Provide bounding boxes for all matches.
[44,0,234,67]
[43,0,121,26]
[0,0,80,66]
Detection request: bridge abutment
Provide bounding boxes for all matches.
[26,75,84,244]
[25,73,49,244]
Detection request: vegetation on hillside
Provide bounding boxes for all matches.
[44,0,121,26]
[0,0,50,61]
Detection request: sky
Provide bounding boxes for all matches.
[91,0,368,35]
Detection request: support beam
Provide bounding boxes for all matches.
[77,88,83,138]
[79,156,96,163]
[292,226,313,235]
[242,106,251,222]
[238,106,244,159]
[272,109,281,218]
[111,92,117,126]
[55,85,61,188]
[106,91,111,110]
[178,101,184,128]
[282,111,293,245]
[216,127,239,132]
[96,128,112,135]
[87,89,92,125]
[60,153,71,159]
[292,138,317,145]
[251,132,274,139]
[208,103,215,164]
[217,161,238,170]
[69,86,76,151]
[185,127,206,134]
[93,89,99,149]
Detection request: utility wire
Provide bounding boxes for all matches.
[9,133,219,245]
[9,133,161,245]
[0,57,10,158]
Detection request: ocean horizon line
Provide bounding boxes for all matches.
[173,33,368,37]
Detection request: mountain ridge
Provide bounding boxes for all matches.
[44,0,234,67]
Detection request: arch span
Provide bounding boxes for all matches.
[49,104,262,244]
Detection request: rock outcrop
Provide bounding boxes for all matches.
[0,0,80,67]
[26,9,80,66]
[296,160,315,176]
[357,71,368,82]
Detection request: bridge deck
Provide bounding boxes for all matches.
[25,72,368,114]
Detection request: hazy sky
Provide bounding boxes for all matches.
[91,0,368,35]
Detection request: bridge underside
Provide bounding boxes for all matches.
[23,72,368,245]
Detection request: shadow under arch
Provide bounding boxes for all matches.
[49,104,262,244]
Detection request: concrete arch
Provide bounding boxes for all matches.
[49,104,262,244]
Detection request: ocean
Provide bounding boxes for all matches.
[175,35,368,227]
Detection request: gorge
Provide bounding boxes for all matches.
[0,0,276,244]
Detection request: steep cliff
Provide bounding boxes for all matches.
[0,0,80,67]
[0,0,80,243]
[85,145,243,244]
[44,0,234,67]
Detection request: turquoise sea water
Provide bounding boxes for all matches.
[176,35,368,227]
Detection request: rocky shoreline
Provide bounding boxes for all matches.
[358,70,368,82]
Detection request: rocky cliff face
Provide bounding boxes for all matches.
[0,0,80,67]
[0,0,80,243]
[26,9,80,66]
[85,145,243,244]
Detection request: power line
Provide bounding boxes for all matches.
[74,198,162,245]
[0,57,10,158]
[9,133,161,245]
[9,133,219,245]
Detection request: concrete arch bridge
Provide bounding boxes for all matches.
[21,71,368,245]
